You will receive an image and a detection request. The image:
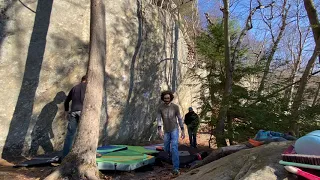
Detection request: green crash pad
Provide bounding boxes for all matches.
[96,145,127,155]
[124,145,158,155]
[96,149,155,171]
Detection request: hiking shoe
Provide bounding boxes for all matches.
[172,169,180,176]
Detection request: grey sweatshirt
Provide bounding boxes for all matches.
[157,102,184,133]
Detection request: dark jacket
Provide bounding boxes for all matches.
[64,82,86,112]
[184,111,200,130]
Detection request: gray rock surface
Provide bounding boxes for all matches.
[177,142,298,180]
[0,0,197,158]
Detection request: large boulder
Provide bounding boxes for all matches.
[0,0,198,159]
[177,142,298,180]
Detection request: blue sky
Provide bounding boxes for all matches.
[197,0,277,41]
[196,0,319,68]
[197,0,320,38]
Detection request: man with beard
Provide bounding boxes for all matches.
[157,90,185,175]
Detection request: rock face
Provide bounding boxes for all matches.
[0,0,197,158]
[177,142,299,180]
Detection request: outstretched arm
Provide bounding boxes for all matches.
[64,88,73,111]
[156,110,164,138]
[64,89,73,120]
[156,111,162,130]
[177,115,184,131]
[49,127,54,139]
[175,106,185,139]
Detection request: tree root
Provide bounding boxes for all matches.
[79,164,100,180]
[0,158,14,167]
[44,167,62,180]
[44,160,99,180]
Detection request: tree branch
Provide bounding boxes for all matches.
[204,12,213,25]
[170,0,194,12]
[251,69,320,105]
[231,0,275,65]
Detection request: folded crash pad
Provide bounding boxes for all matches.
[295,130,320,156]
[97,145,127,155]
[144,144,164,151]
[125,145,158,155]
[96,149,155,171]
[14,153,61,167]
[156,145,203,168]
[157,151,198,167]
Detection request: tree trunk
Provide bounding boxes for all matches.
[160,0,164,8]
[172,20,179,92]
[45,0,106,179]
[290,0,320,135]
[312,83,320,107]
[283,55,301,108]
[226,113,234,145]
[284,6,308,108]
[258,0,289,96]
[290,38,320,135]
[215,0,231,148]
[218,1,274,145]
[304,0,320,63]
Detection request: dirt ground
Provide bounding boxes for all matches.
[0,132,214,180]
[0,158,199,180]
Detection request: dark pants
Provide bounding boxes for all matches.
[62,111,80,158]
[188,127,197,148]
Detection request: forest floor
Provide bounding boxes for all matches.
[0,129,214,180]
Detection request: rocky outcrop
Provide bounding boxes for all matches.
[0,0,196,158]
[177,142,299,180]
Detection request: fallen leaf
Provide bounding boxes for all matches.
[51,163,60,167]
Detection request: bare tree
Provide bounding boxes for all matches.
[249,69,320,106]
[312,82,320,107]
[304,0,320,63]
[215,0,231,147]
[290,0,320,135]
[258,0,290,96]
[232,0,274,64]
[290,38,320,135]
[45,0,106,179]
[215,0,274,147]
[284,1,310,108]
